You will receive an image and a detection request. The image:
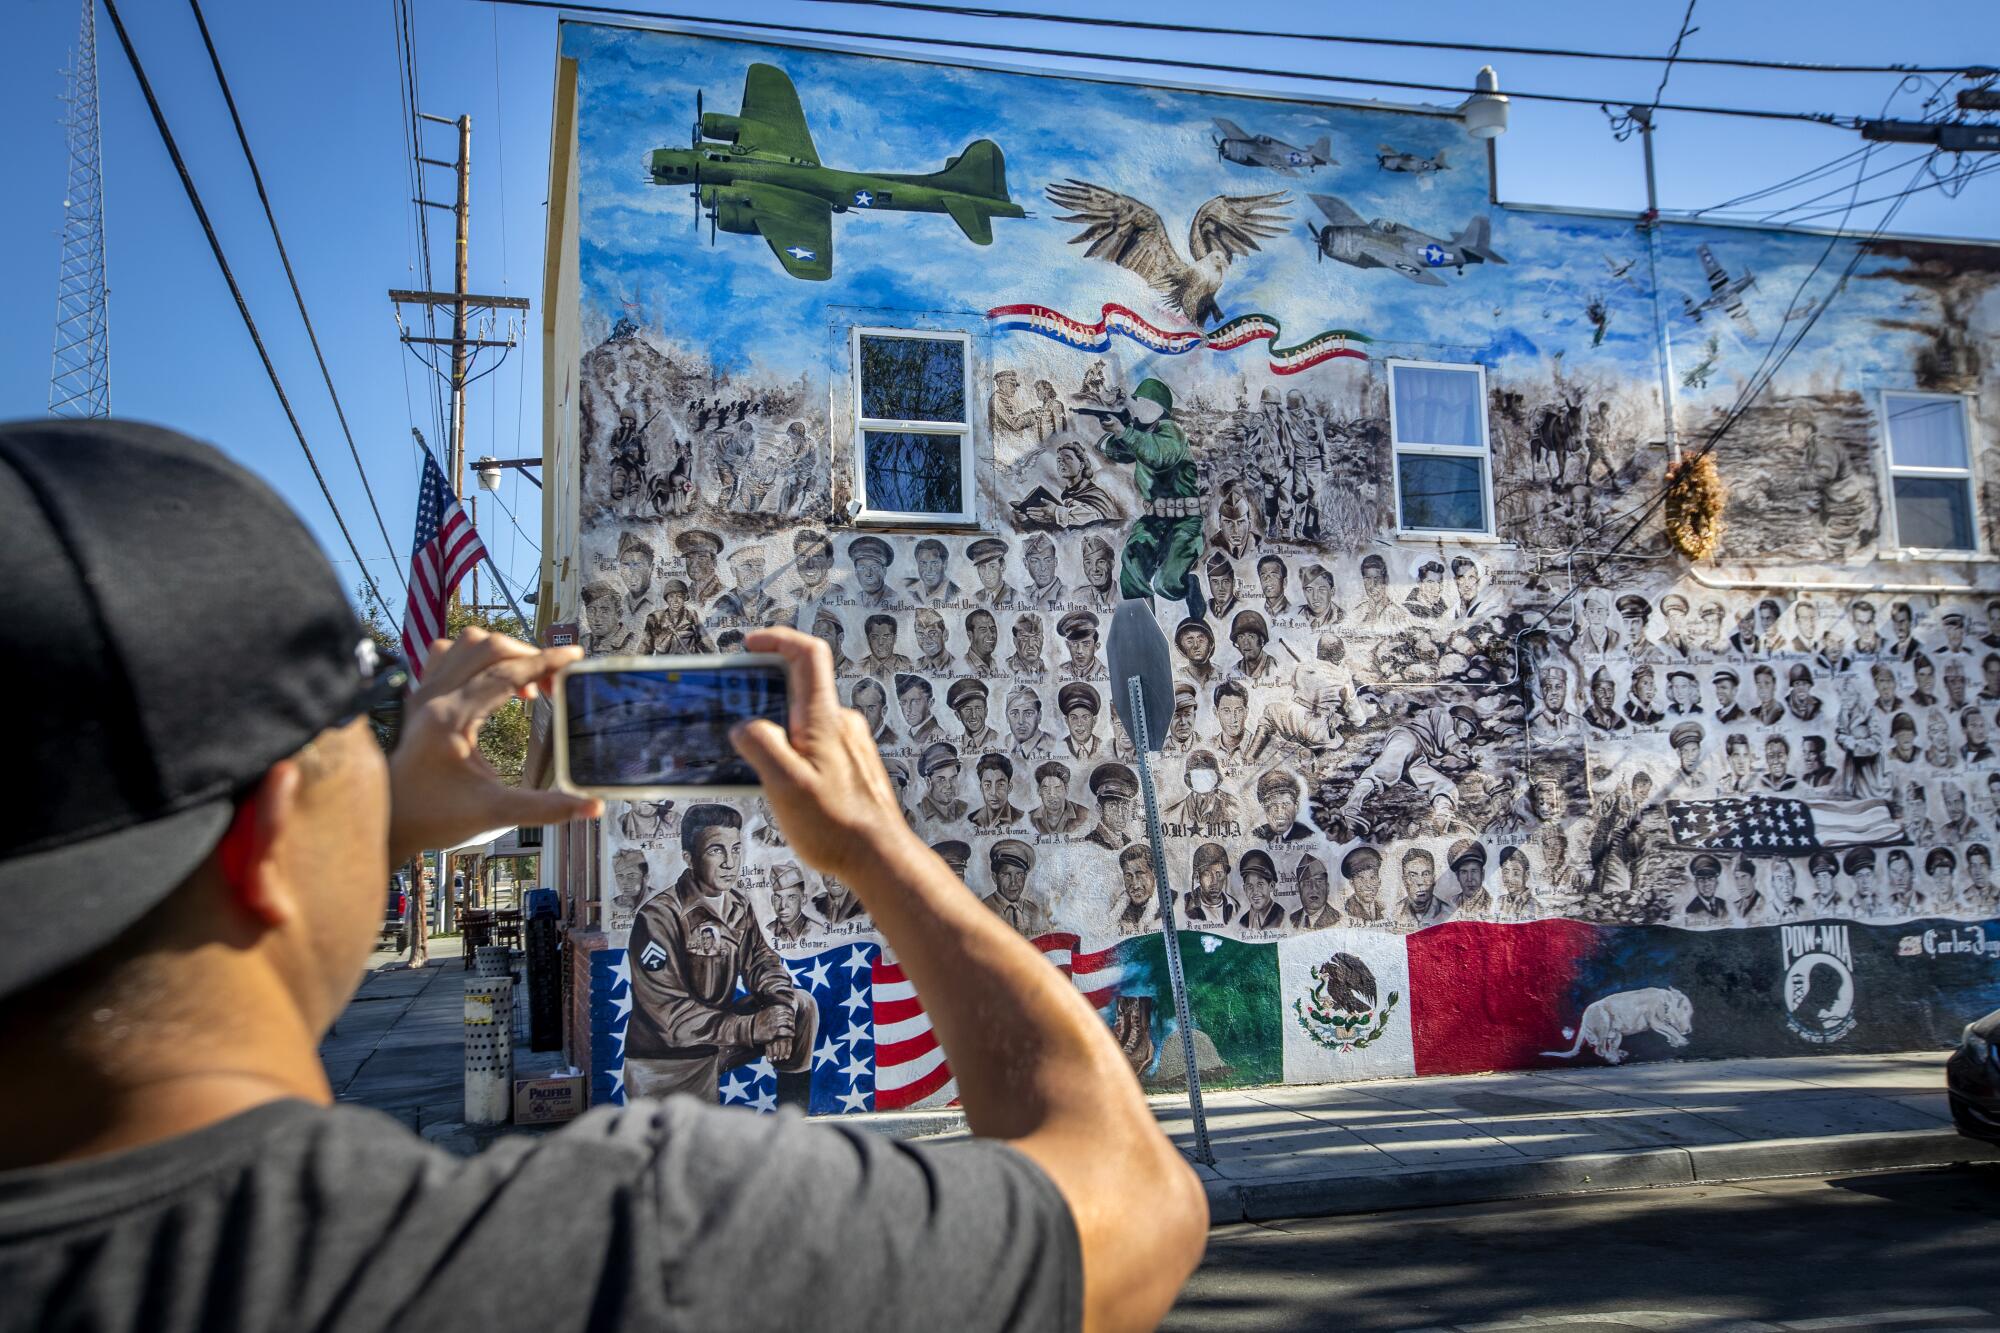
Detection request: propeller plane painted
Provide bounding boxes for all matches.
[647,63,1025,281]
[1211,118,1333,175]
[1304,194,1506,285]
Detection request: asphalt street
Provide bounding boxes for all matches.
[1165,1166,2000,1332]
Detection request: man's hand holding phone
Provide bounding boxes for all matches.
[726,627,922,881]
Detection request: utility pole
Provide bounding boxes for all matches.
[390,112,527,499]
[49,0,109,419]
[1628,104,1680,465]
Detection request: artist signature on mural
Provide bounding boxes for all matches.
[1899,925,2000,959]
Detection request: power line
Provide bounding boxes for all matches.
[792,0,1987,78]
[1687,142,1876,215]
[1647,1,1700,110]
[1527,152,1936,641]
[185,0,407,600]
[97,0,397,626]
[480,0,1876,128]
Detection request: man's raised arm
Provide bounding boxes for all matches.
[732,626,1207,1333]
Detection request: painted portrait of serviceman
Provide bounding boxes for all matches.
[972,750,1026,831]
[1174,617,1219,685]
[896,673,946,745]
[1238,849,1283,930]
[848,676,897,748]
[810,608,853,674]
[1340,845,1385,924]
[1302,564,1342,630]
[765,864,816,946]
[1252,769,1314,842]
[846,534,897,608]
[1056,610,1106,683]
[981,838,1052,937]
[617,530,660,621]
[1021,532,1067,608]
[1184,842,1235,926]
[1008,612,1048,677]
[1030,759,1092,836]
[1290,853,1339,930]
[676,528,725,606]
[1057,681,1104,761]
[1078,534,1120,611]
[1230,610,1276,681]
[967,536,1013,610]
[906,537,962,606]
[1005,684,1060,760]
[860,614,915,678]
[1205,552,1241,621]
[582,577,636,655]
[916,741,968,824]
[1115,843,1166,933]
[948,676,1000,751]
[625,804,817,1101]
[913,608,956,674]
[964,607,1001,675]
[1085,762,1139,849]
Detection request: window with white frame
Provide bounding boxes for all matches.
[850,327,976,524]
[1881,390,1979,553]
[1388,359,1494,536]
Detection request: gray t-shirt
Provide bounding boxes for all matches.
[0,1097,1080,1332]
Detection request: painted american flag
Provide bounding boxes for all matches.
[1665,794,1904,853]
[400,447,490,680]
[874,932,1124,1110]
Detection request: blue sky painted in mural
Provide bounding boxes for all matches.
[565,21,1953,407]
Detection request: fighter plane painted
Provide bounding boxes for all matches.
[1304,194,1506,285]
[1682,244,1759,338]
[1375,144,1448,174]
[1212,119,1333,175]
[647,63,1026,281]
[1604,254,1642,288]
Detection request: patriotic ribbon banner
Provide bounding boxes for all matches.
[874,932,1123,1110]
[987,302,1371,376]
[1665,795,1905,854]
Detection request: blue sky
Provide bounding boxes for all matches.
[2,1,1996,615]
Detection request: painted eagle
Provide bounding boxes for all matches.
[1044,180,1290,328]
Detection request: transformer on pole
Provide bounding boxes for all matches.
[50,0,110,419]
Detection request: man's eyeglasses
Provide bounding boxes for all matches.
[351,651,413,751]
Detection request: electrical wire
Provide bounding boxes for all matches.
[1687,142,1877,216]
[1778,155,2000,225]
[1648,0,1701,109]
[184,0,407,600]
[479,0,1873,128]
[791,0,1988,78]
[1524,152,1937,643]
[98,0,397,627]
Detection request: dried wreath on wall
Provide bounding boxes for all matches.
[1664,452,1726,561]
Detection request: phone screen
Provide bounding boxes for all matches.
[563,663,788,789]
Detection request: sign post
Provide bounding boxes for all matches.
[1107,600,1214,1165]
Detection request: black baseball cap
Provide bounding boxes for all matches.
[1,420,372,996]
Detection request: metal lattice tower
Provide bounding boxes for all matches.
[50,0,109,419]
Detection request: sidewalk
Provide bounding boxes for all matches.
[319,937,563,1153]
[1166,1052,2000,1222]
[869,1051,2000,1223]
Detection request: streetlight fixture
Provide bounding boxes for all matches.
[1462,65,1509,140]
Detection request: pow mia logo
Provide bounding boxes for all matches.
[638,941,669,973]
[1781,923,1856,1045]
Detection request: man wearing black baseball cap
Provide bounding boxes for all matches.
[0,421,1203,1330]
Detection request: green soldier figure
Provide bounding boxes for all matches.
[1092,377,1207,620]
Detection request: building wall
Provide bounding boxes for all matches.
[550,20,2000,1111]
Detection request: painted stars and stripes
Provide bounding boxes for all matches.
[719,944,879,1116]
[1665,794,1905,854]
[399,446,490,681]
[987,300,1371,377]
[874,932,1123,1111]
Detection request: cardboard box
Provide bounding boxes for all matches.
[513,1071,585,1125]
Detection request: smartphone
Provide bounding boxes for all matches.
[553,653,789,798]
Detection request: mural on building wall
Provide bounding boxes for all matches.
[558,22,2000,1112]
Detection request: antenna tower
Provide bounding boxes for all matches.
[50,0,109,418]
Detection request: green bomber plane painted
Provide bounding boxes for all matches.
[648,63,1026,281]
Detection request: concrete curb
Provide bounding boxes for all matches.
[1203,1129,2000,1225]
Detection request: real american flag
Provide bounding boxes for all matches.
[1664,794,1905,853]
[400,447,490,680]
